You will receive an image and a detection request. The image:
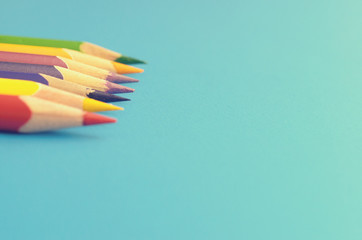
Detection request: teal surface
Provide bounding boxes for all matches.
[1,0,362,239]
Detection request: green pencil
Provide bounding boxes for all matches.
[0,35,146,64]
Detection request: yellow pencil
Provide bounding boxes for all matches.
[0,78,123,112]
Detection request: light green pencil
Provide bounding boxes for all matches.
[0,35,146,64]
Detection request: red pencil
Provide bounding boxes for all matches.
[0,94,116,133]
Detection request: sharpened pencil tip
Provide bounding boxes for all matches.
[106,82,135,94]
[83,112,117,126]
[112,62,144,74]
[108,72,139,83]
[115,55,146,64]
[83,98,123,112]
[88,90,130,102]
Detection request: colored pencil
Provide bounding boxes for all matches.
[0,43,144,74]
[0,35,145,64]
[0,71,130,103]
[0,62,135,94]
[0,51,139,83]
[0,78,122,112]
[0,95,116,133]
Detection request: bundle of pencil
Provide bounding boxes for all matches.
[0,35,145,133]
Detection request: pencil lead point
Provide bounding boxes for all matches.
[106,82,135,94]
[88,90,130,102]
[83,112,117,126]
[115,55,146,64]
[108,72,139,83]
[112,62,144,74]
[83,98,123,112]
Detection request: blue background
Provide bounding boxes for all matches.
[1,0,362,239]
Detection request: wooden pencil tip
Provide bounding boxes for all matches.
[83,112,116,126]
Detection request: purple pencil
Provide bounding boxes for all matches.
[0,61,134,94]
[0,51,138,83]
